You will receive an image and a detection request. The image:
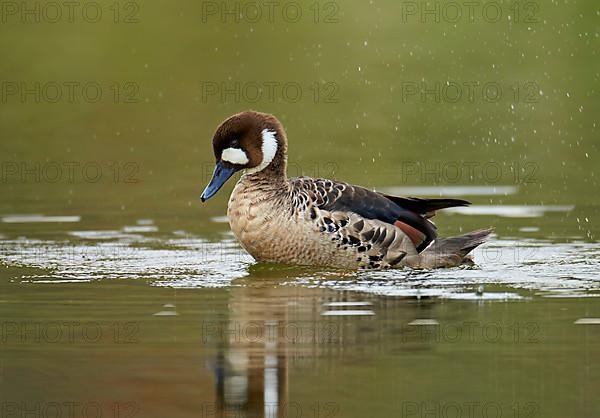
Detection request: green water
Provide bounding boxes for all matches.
[1,0,599,417]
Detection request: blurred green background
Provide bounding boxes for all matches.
[1,0,598,239]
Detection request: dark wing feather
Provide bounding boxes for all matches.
[322,184,437,251]
[382,195,470,217]
[290,177,471,253]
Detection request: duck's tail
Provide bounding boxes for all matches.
[418,228,493,268]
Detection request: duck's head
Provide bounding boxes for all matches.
[200,111,287,202]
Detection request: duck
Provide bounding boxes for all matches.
[200,111,491,269]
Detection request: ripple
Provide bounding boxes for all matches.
[445,205,575,218]
[379,185,518,196]
[574,318,600,325]
[211,216,230,223]
[324,301,373,307]
[0,236,251,286]
[1,235,599,297]
[321,310,375,316]
[69,230,143,240]
[122,225,159,233]
[2,214,81,223]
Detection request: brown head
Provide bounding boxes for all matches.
[200,111,288,202]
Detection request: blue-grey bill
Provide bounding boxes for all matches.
[200,161,236,202]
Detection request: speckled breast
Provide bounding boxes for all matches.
[227,178,359,268]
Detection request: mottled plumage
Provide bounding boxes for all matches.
[201,111,492,269]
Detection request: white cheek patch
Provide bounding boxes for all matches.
[221,147,249,165]
[247,129,278,174]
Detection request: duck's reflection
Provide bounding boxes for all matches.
[208,267,437,417]
[215,321,285,418]
[209,270,296,418]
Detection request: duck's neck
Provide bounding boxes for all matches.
[242,144,288,187]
